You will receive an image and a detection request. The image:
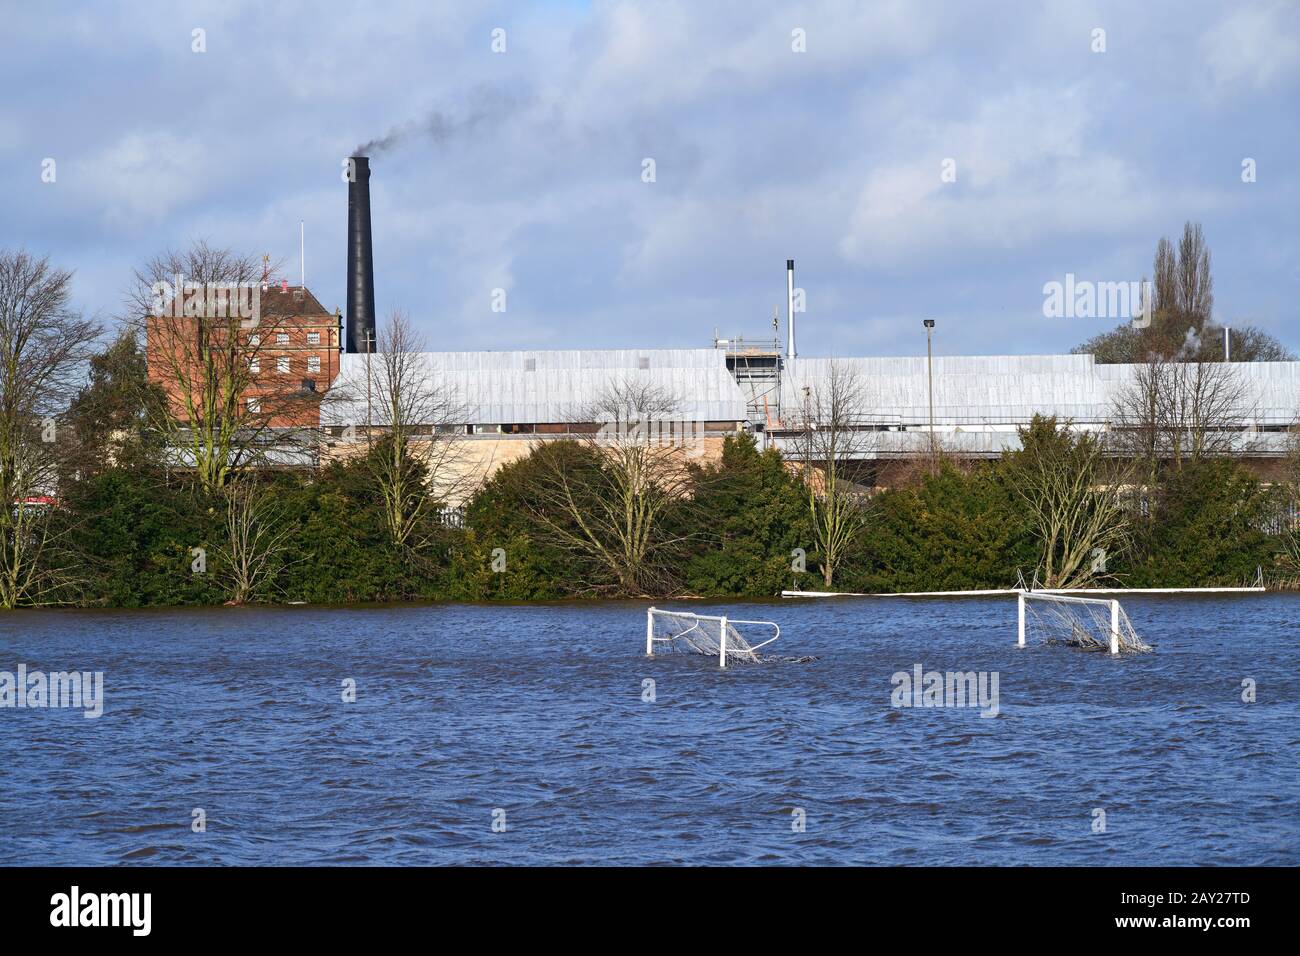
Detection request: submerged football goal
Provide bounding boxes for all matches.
[1017,591,1152,654]
[646,608,780,667]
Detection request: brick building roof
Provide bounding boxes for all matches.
[259,284,333,318]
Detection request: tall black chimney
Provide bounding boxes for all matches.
[346,156,376,353]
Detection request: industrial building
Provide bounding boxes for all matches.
[319,346,1300,488]
[148,153,1300,488]
[324,156,1298,478]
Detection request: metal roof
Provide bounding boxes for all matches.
[781,355,1300,427]
[322,348,752,426]
[321,348,1300,431]
[1094,360,1300,425]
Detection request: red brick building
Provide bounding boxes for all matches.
[145,281,343,429]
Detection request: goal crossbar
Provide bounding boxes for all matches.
[1024,592,1114,607]
[1017,590,1150,655]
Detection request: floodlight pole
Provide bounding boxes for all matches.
[924,319,936,473]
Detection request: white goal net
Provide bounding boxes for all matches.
[646,608,780,667]
[1018,591,1152,654]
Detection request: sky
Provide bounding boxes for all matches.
[2,0,1297,359]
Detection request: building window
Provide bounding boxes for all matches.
[247,398,261,413]
[277,356,290,373]
[249,334,260,347]
[525,358,536,372]
[638,356,650,370]
[276,332,289,345]
[307,355,320,373]
[307,331,320,345]
[249,358,260,374]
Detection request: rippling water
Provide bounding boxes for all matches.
[1,594,1296,865]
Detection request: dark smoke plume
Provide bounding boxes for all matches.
[352,88,521,157]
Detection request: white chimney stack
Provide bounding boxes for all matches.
[786,258,796,359]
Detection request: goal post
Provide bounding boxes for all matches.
[645,607,780,666]
[1017,591,1150,655]
[1110,600,1120,656]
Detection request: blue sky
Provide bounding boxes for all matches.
[2,0,1297,358]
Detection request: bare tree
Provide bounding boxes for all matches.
[788,360,875,588]
[1110,353,1256,477]
[1212,325,1294,362]
[1169,359,1255,465]
[1075,221,1289,363]
[1109,358,1166,486]
[130,241,319,490]
[213,479,295,604]
[1176,220,1213,327]
[361,311,470,549]
[1008,416,1131,589]
[1153,235,1177,323]
[0,250,101,608]
[521,378,697,595]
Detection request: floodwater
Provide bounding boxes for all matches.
[1,594,1296,865]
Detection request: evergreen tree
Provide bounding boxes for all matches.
[683,433,812,596]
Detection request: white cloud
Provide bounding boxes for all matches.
[69,131,214,231]
[838,86,1158,267]
[1,0,1296,357]
[563,0,947,123]
[1201,2,1300,92]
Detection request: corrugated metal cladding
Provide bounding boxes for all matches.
[322,349,751,426]
[321,349,1300,429]
[782,355,1300,426]
[1094,361,1300,423]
